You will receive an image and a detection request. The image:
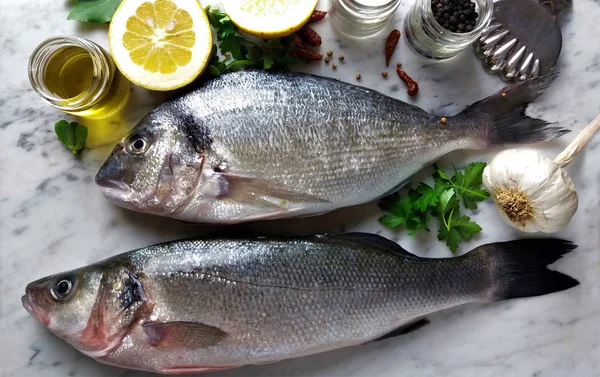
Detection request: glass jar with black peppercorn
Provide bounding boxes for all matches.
[404,0,493,60]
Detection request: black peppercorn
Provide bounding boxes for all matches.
[432,0,479,33]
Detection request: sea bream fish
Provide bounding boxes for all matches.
[23,234,578,374]
[95,71,566,223]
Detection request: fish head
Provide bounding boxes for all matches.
[95,108,206,215]
[22,264,150,357]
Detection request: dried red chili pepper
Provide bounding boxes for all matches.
[385,29,401,67]
[308,10,327,23]
[293,34,304,47]
[299,26,322,46]
[291,47,323,61]
[396,68,419,96]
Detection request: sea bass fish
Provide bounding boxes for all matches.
[95,71,566,223]
[23,234,578,374]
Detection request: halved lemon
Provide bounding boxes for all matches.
[108,0,212,91]
[221,0,318,39]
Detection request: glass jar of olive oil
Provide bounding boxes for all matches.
[28,36,130,119]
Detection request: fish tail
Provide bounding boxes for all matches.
[454,73,569,146]
[476,239,579,301]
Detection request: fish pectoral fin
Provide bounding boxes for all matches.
[368,318,431,344]
[219,173,329,208]
[159,366,234,374]
[143,321,227,349]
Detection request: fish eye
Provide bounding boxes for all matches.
[127,136,149,155]
[51,277,74,300]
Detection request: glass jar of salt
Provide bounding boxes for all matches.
[329,0,403,38]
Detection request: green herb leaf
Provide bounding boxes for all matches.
[437,226,462,253]
[462,187,490,209]
[438,188,455,215]
[438,213,482,253]
[379,214,406,228]
[463,162,486,188]
[434,164,452,182]
[452,214,483,240]
[54,120,88,155]
[273,56,302,66]
[207,65,222,76]
[226,59,258,71]
[453,162,490,209]
[67,0,122,23]
[263,55,275,70]
[414,182,445,212]
[405,212,431,235]
[379,162,488,253]
[205,6,300,76]
[378,194,431,235]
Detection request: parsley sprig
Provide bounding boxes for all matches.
[379,162,490,253]
[205,7,300,75]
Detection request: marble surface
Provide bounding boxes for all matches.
[1,0,599,376]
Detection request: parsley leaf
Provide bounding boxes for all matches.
[54,120,88,156]
[379,214,406,228]
[378,162,489,253]
[459,162,490,209]
[378,194,431,235]
[435,162,490,210]
[463,161,486,188]
[67,0,122,23]
[438,213,482,253]
[414,183,444,212]
[438,188,456,216]
[205,7,300,76]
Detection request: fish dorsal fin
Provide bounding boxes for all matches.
[329,233,422,259]
[143,321,227,349]
[367,318,431,344]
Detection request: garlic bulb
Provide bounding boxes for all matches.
[483,113,600,233]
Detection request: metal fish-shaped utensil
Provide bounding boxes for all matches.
[475,0,571,81]
[96,71,567,223]
[22,234,578,374]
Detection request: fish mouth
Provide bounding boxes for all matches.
[95,178,132,201]
[95,178,130,192]
[22,294,50,326]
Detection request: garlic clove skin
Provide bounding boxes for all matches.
[482,149,578,233]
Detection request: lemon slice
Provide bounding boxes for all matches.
[221,0,318,39]
[108,0,212,91]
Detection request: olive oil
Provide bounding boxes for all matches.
[29,37,131,119]
[44,47,94,99]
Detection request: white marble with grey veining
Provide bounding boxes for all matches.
[0,0,599,376]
